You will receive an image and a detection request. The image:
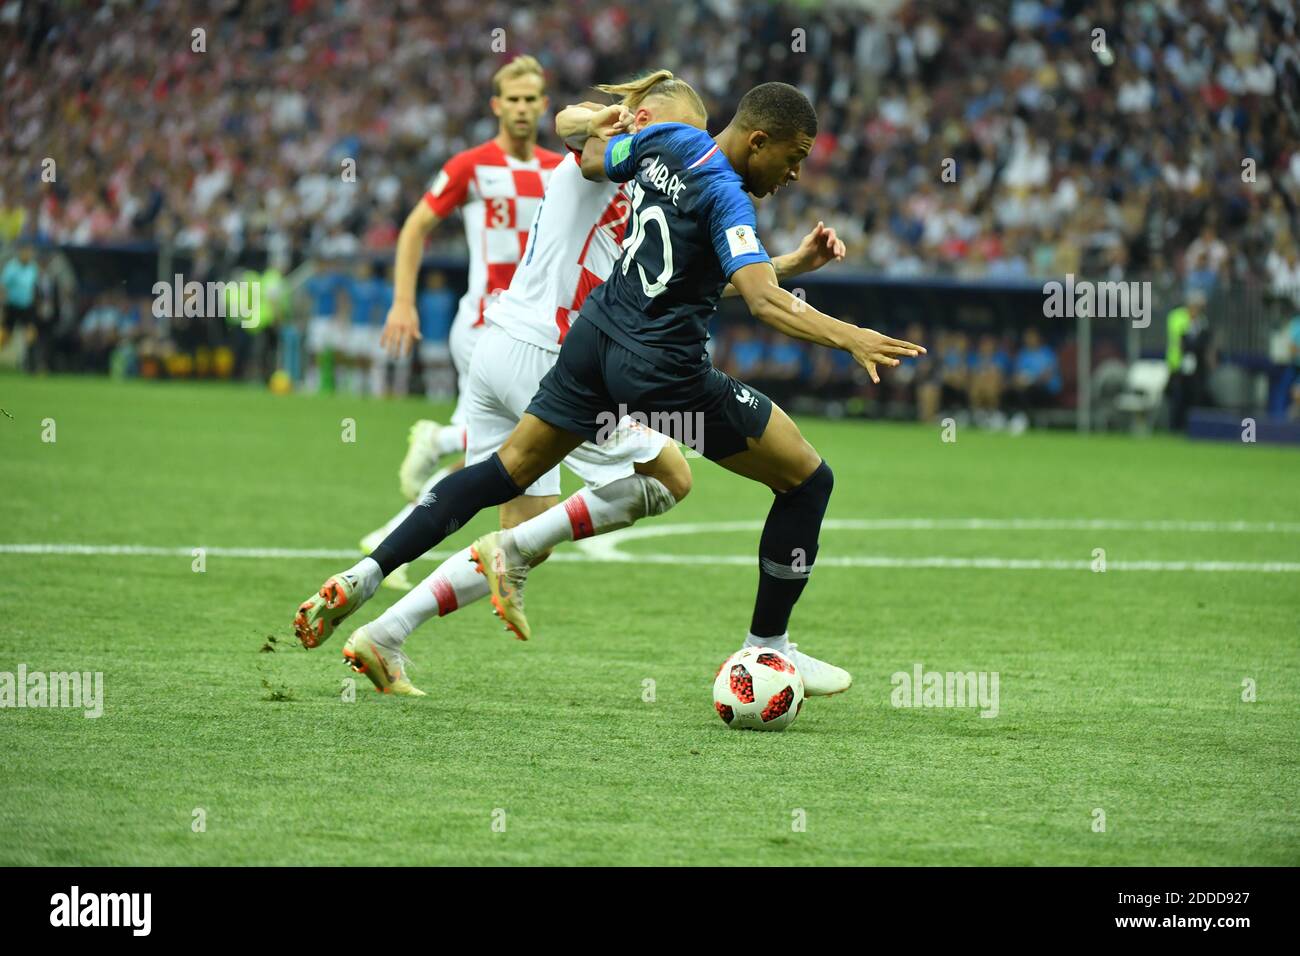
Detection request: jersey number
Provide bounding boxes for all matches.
[621,182,672,298]
[486,197,511,228]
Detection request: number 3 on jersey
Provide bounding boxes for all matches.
[620,181,673,298]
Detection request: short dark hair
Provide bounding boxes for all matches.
[734,82,818,142]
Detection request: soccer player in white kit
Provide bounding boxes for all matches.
[379,55,563,511]
[297,73,848,696]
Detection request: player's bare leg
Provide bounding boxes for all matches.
[715,402,820,491]
[472,440,691,640]
[494,414,587,489]
[716,403,851,696]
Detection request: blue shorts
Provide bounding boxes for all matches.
[526,318,774,462]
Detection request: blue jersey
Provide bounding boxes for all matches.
[580,123,771,374]
[1014,345,1061,394]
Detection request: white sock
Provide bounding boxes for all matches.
[508,474,677,562]
[435,425,466,456]
[343,556,383,600]
[367,547,488,647]
[744,631,790,651]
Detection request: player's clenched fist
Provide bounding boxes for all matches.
[586,103,634,139]
[381,300,422,357]
[847,327,925,384]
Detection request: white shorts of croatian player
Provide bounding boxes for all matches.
[447,310,486,427]
[306,315,344,353]
[464,324,668,498]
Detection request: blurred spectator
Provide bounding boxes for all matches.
[969,332,1011,427]
[1266,236,1300,308]
[1166,288,1216,430]
[1166,288,1208,380]
[880,320,928,416]
[1007,328,1061,434]
[915,329,948,422]
[758,328,805,406]
[1,245,39,369]
[37,249,78,371]
[719,324,767,381]
[79,290,132,374]
[0,187,25,243]
[1279,310,1300,419]
[1184,225,1230,293]
[334,261,386,393]
[418,270,456,344]
[939,330,972,412]
[807,344,860,408]
[302,256,347,387]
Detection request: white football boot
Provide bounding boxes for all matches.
[398,419,443,502]
[468,530,532,640]
[342,627,426,696]
[744,636,852,697]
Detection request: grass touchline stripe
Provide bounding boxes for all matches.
[1,543,1297,572]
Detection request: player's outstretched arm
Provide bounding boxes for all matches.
[722,220,845,298]
[382,200,442,357]
[729,261,925,384]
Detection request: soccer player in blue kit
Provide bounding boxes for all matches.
[296,82,924,696]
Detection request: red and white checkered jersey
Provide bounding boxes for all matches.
[423,139,564,329]
[485,152,631,353]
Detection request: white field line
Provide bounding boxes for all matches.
[568,519,1300,571]
[2,517,1299,572]
[577,518,1300,536]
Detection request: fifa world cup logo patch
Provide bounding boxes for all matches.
[725,224,760,257]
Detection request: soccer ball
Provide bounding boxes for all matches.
[712,647,804,731]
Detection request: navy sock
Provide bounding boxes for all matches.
[750,460,834,638]
[370,453,524,576]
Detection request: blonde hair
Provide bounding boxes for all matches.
[595,70,706,121]
[493,55,546,96]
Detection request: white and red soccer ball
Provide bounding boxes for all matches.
[712,647,804,731]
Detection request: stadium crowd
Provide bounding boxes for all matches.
[4,0,1300,283]
[2,0,1300,422]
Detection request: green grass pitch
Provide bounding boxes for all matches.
[1,374,1296,866]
